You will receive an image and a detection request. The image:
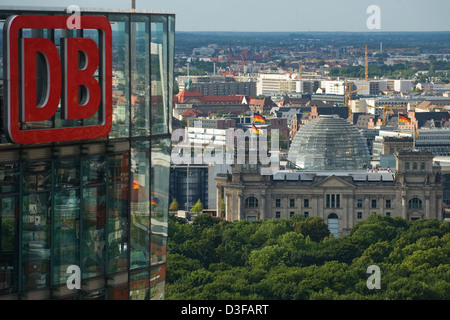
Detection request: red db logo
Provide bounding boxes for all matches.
[4,15,112,144]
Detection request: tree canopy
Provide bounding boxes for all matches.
[166,213,450,300]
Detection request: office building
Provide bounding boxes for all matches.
[0,7,174,300]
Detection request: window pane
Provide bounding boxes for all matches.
[82,186,106,279]
[107,153,130,274]
[110,18,130,139]
[22,192,51,290]
[357,199,362,208]
[24,161,51,192]
[151,138,170,266]
[83,156,106,187]
[53,155,81,287]
[130,141,150,269]
[82,154,107,279]
[167,15,175,134]
[150,265,165,300]
[0,196,19,294]
[151,16,169,135]
[53,189,80,285]
[131,17,150,137]
[0,163,19,193]
[130,269,150,300]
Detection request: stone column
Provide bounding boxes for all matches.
[425,195,430,219]
[345,194,352,229]
[260,190,266,220]
[238,192,244,220]
[216,185,223,218]
[225,192,232,221]
[401,190,407,220]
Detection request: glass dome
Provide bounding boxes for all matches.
[287,115,370,171]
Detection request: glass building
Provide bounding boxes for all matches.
[0,7,174,300]
[287,115,370,171]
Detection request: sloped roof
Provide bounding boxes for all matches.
[181,109,203,117]
[174,88,204,103]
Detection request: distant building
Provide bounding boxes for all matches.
[177,75,256,97]
[256,73,315,96]
[173,87,250,119]
[394,80,413,93]
[170,164,210,211]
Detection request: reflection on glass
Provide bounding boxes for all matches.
[24,161,51,192]
[107,153,129,274]
[83,156,106,186]
[82,157,106,279]
[168,15,175,134]
[53,158,80,286]
[110,18,130,139]
[0,163,19,193]
[130,141,150,269]
[151,138,170,265]
[82,288,105,300]
[107,283,128,300]
[130,270,150,300]
[82,186,106,279]
[22,192,51,290]
[150,265,165,300]
[0,196,18,294]
[131,18,150,137]
[151,16,169,135]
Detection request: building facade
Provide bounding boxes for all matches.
[217,149,443,237]
[0,8,174,300]
[177,75,257,97]
[216,116,444,237]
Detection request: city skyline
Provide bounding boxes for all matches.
[6,0,450,32]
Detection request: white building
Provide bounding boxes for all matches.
[394,80,413,93]
[321,80,345,95]
[257,73,313,96]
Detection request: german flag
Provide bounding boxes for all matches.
[151,198,159,206]
[399,114,411,123]
[253,114,266,123]
[252,124,260,135]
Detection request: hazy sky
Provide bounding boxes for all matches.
[5,0,450,32]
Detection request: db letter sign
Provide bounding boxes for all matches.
[3,15,112,144]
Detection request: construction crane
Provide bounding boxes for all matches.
[345,79,367,123]
[367,105,408,126]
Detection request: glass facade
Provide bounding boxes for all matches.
[0,8,174,300]
[288,115,370,171]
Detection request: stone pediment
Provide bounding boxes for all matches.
[312,174,355,188]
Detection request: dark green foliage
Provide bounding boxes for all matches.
[166,213,450,300]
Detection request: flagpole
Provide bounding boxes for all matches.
[413,123,416,151]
